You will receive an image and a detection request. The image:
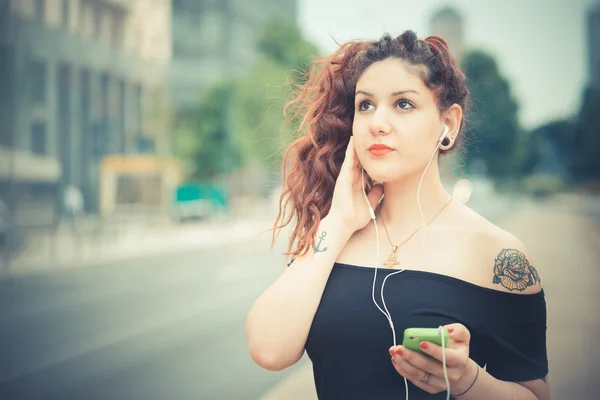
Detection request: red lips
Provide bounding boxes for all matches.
[368,143,394,156]
[368,144,394,151]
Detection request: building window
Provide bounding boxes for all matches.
[61,0,70,29]
[29,60,46,106]
[100,73,109,117]
[34,0,45,22]
[0,42,14,147]
[93,6,102,40]
[112,14,124,48]
[79,1,86,35]
[31,122,47,154]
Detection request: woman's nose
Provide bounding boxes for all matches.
[370,108,391,135]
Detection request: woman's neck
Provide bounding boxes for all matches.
[377,164,452,237]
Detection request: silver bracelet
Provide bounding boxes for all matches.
[452,363,479,398]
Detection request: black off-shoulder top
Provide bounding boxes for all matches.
[302,262,548,400]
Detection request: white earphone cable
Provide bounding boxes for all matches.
[362,128,451,400]
[362,168,409,398]
[417,135,444,254]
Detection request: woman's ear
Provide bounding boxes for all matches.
[440,104,462,150]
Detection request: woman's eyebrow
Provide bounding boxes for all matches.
[391,90,420,96]
[355,89,420,97]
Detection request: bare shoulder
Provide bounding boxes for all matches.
[452,203,543,295]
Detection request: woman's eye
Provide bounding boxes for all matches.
[397,100,414,110]
[357,100,373,111]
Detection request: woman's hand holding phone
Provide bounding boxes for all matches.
[389,323,479,396]
[328,136,384,234]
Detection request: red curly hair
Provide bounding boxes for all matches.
[269,30,470,266]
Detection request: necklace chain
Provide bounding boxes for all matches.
[379,197,453,268]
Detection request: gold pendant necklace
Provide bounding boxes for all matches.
[382,245,400,269]
[380,198,453,269]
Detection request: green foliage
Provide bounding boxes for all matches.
[256,19,320,78]
[173,82,241,180]
[173,19,320,180]
[525,88,600,183]
[233,20,319,171]
[233,59,295,171]
[462,50,524,178]
[528,119,575,175]
[571,87,600,180]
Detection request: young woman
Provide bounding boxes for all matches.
[246,30,549,400]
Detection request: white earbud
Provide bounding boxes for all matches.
[439,125,449,143]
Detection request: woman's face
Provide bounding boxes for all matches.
[352,58,445,183]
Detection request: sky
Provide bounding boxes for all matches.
[298,0,598,130]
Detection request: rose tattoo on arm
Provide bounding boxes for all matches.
[492,249,541,291]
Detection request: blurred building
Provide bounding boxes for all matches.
[428,6,465,62]
[171,0,298,110]
[589,3,600,90]
[0,0,172,227]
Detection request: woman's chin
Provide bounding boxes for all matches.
[365,170,405,184]
[362,161,419,183]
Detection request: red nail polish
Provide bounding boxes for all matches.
[389,348,395,356]
[420,342,429,350]
[391,358,396,365]
[447,328,454,333]
[395,348,403,356]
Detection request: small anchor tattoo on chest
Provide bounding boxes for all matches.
[313,231,328,253]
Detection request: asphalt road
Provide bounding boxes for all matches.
[0,235,304,400]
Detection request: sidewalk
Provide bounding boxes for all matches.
[258,195,600,400]
[2,204,279,277]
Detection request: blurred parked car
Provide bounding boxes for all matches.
[172,183,228,222]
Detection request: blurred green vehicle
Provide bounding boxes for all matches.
[172,183,228,222]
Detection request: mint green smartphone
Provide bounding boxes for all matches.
[403,327,450,355]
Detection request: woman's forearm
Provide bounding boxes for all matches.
[245,214,353,372]
[452,360,549,400]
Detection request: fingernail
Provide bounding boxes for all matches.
[420,342,429,350]
[447,328,454,333]
[395,348,403,356]
[389,348,395,356]
[391,358,396,365]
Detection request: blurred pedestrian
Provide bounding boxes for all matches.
[63,185,84,234]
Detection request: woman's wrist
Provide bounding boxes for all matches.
[451,359,480,397]
[321,212,355,239]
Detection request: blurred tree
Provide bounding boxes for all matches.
[462,51,525,179]
[173,82,241,180]
[529,119,576,176]
[173,19,320,180]
[233,59,292,170]
[571,87,600,180]
[256,19,320,79]
[233,20,319,170]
